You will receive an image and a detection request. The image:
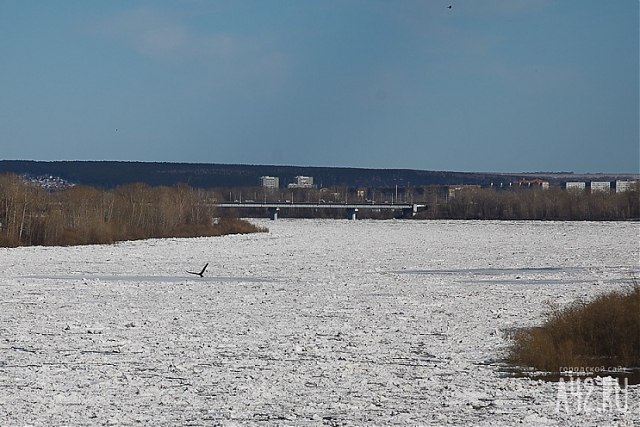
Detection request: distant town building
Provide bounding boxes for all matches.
[615,180,639,193]
[512,179,550,190]
[565,182,586,191]
[22,174,74,191]
[288,175,315,188]
[447,185,481,199]
[260,176,279,189]
[590,181,611,193]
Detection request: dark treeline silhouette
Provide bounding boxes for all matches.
[6,160,637,189]
[0,174,265,247]
[0,160,530,188]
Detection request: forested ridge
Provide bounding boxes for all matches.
[3,160,635,189]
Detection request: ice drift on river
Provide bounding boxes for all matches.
[0,219,638,426]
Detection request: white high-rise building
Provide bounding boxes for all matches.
[615,180,638,192]
[288,176,315,188]
[565,182,586,191]
[590,181,611,193]
[260,176,279,189]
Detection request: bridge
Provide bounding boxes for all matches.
[217,202,426,220]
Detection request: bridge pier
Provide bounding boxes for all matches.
[347,208,358,220]
[402,204,422,218]
[402,208,414,218]
[269,207,280,220]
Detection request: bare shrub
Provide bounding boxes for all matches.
[421,186,639,220]
[507,284,640,372]
[0,175,266,247]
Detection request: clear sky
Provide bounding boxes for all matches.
[1,1,638,173]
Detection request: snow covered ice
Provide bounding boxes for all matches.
[1,219,638,426]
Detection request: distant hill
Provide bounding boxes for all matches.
[0,160,637,189]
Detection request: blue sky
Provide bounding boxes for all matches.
[1,0,638,173]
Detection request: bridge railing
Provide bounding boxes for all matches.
[216,201,426,220]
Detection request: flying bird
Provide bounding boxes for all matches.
[447,5,452,9]
[187,263,209,277]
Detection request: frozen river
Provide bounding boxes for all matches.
[1,219,639,426]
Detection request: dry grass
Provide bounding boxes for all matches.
[44,217,267,246]
[165,217,268,239]
[507,284,640,372]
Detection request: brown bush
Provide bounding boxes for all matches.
[214,217,268,235]
[507,284,640,372]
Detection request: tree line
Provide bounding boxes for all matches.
[222,184,639,221]
[1,172,636,246]
[419,186,639,220]
[0,174,264,247]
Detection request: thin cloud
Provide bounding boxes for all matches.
[99,7,249,62]
[96,7,289,94]
[97,7,189,60]
[457,0,552,17]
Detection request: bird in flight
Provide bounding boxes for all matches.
[447,5,452,9]
[187,263,209,277]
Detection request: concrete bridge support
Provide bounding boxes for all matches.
[402,208,415,218]
[269,207,280,220]
[402,204,422,218]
